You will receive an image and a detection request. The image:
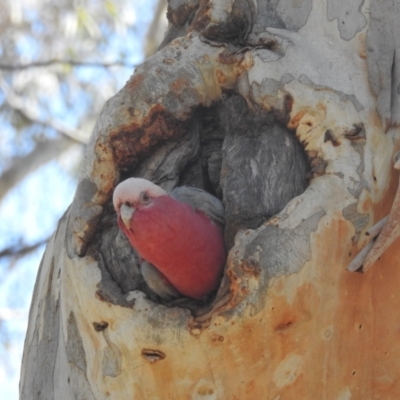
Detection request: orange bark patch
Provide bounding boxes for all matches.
[126,73,145,91]
[215,69,227,84]
[169,77,191,93]
[109,104,189,169]
[372,168,399,221]
[190,0,212,32]
[288,109,308,129]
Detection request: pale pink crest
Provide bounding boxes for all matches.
[113,178,167,212]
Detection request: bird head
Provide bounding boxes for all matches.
[113,178,167,230]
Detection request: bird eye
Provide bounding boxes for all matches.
[141,192,150,202]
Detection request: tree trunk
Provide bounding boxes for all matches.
[20,0,400,399]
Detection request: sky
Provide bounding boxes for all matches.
[0,1,160,397]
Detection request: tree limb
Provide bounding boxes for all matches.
[0,59,137,71]
[0,136,76,202]
[0,238,49,260]
[144,0,168,58]
[0,77,89,144]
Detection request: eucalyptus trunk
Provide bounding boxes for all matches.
[20,1,400,399]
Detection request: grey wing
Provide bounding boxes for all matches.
[170,186,225,226]
[140,260,181,302]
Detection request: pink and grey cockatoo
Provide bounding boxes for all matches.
[113,178,226,301]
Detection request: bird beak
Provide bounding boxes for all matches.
[120,204,135,230]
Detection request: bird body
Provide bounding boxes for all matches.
[113,178,226,300]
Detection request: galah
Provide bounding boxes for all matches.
[347,150,400,272]
[113,178,226,301]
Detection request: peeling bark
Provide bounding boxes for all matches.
[21,0,400,399]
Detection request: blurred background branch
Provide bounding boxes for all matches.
[0,60,137,70]
[0,238,50,260]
